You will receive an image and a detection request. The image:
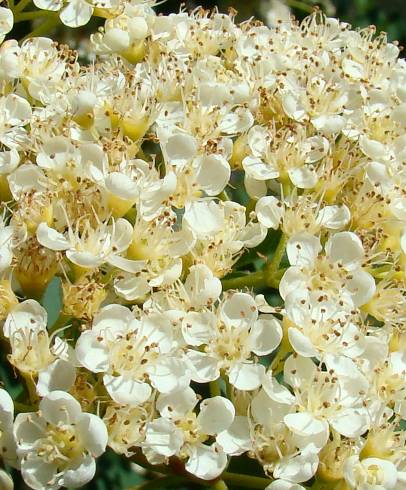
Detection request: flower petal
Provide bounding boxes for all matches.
[197,396,235,435]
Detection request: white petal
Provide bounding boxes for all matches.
[242,156,279,180]
[228,362,265,391]
[114,274,149,301]
[36,359,76,397]
[182,311,216,346]
[195,154,230,196]
[197,397,235,435]
[66,250,102,268]
[5,94,31,124]
[286,233,321,267]
[219,108,253,134]
[40,391,82,425]
[7,164,46,198]
[326,231,364,269]
[256,196,284,229]
[346,269,376,307]
[282,93,307,122]
[262,374,296,404]
[359,136,387,161]
[274,447,319,484]
[107,254,146,273]
[342,58,364,79]
[311,114,345,134]
[164,133,197,166]
[288,167,318,189]
[0,149,20,174]
[36,223,70,251]
[288,328,318,357]
[105,172,138,201]
[33,0,62,11]
[3,299,47,338]
[217,416,252,456]
[21,458,57,490]
[104,375,151,406]
[284,355,316,389]
[75,331,110,373]
[0,389,14,426]
[13,413,47,450]
[185,443,228,480]
[249,316,282,356]
[316,205,351,230]
[239,221,267,248]
[184,264,222,308]
[244,175,267,199]
[60,0,93,27]
[329,408,369,438]
[279,267,307,300]
[247,125,269,156]
[267,480,306,490]
[148,357,190,394]
[93,304,133,334]
[304,136,329,163]
[61,455,96,488]
[284,412,329,447]
[111,218,133,253]
[186,350,220,383]
[144,418,183,457]
[156,387,198,418]
[183,200,224,237]
[76,413,108,456]
[0,8,13,36]
[221,293,258,329]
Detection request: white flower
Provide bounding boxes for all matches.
[280,231,376,316]
[344,456,400,490]
[283,355,369,438]
[36,218,142,272]
[0,8,13,43]
[75,304,190,406]
[251,388,320,483]
[0,94,31,149]
[284,291,366,359]
[0,217,13,273]
[4,300,76,395]
[144,392,239,480]
[14,391,108,490]
[0,389,17,467]
[184,293,282,390]
[185,200,267,277]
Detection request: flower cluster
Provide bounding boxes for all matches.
[0,3,405,490]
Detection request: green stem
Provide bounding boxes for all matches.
[21,373,39,405]
[223,472,271,489]
[209,379,221,398]
[130,454,173,478]
[23,14,59,39]
[131,476,186,490]
[222,270,266,290]
[221,267,285,291]
[14,401,35,412]
[287,0,314,13]
[265,233,287,284]
[13,0,32,13]
[218,190,231,201]
[224,376,233,400]
[14,9,56,22]
[214,481,229,490]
